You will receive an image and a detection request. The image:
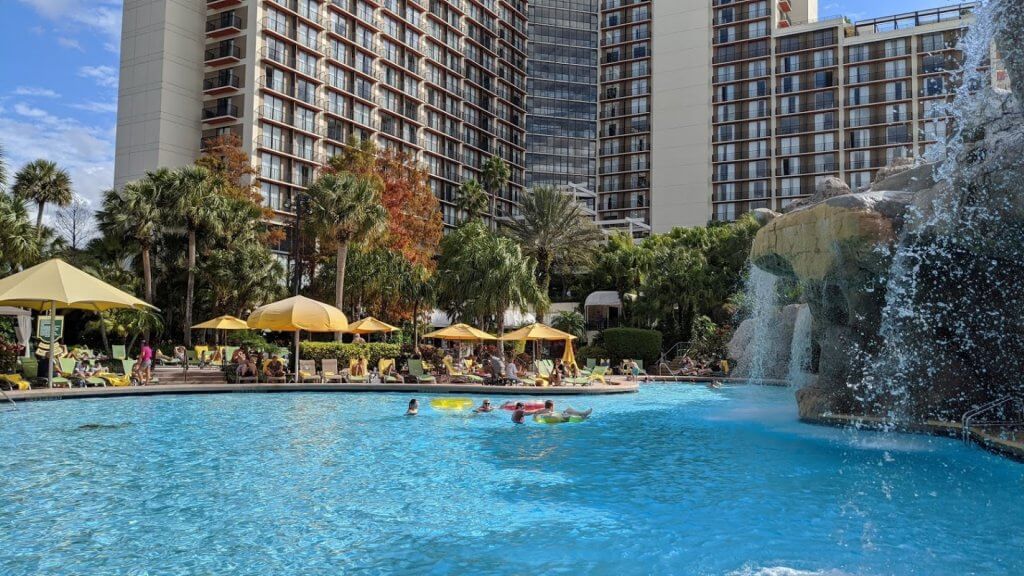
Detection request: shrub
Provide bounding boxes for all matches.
[577,344,608,362]
[687,315,731,362]
[601,328,662,366]
[300,342,402,367]
[0,340,21,374]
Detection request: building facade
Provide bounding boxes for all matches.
[115,0,529,236]
[711,1,980,221]
[525,0,599,195]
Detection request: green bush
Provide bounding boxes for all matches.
[300,342,402,367]
[577,344,609,361]
[0,340,20,374]
[601,328,662,366]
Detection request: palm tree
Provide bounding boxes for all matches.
[168,166,225,346]
[0,145,8,193]
[96,169,169,306]
[480,155,510,228]
[12,159,73,232]
[552,310,586,341]
[305,172,388,340]
[456,178,488,223]
[0,192,39,274]
[505,186,605,315]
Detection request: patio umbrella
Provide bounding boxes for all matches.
[246,296,348,381]
[499,323,577,363]
[0,259,157,386]
[423,323,497,341]
[347,316,399,339]
[192,315,251,349]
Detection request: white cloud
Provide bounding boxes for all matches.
[79,65,119,89]
[0,103,116,206]
[18,1,123,45]
[57,37,84,51]
[71,100,118,114]
[13,86,60,98]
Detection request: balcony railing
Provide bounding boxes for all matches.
[203,103,240,120]
[203,74,241,91]
[206,13,243,33]
[205,44,242,62]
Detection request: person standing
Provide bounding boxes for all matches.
[139,340,154,385]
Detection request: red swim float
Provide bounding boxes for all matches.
[501,401,546,411]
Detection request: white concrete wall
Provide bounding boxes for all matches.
[114,0,205,187]
[650,0,712,232]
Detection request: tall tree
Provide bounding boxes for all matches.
[505,186,604,315]
[480,155,510,228]
[12,159,73,232]
[168,166,225,346]
[456,178,488,223]
[305,172,387,340]
[53,196,95,251]
[0,192,39,274]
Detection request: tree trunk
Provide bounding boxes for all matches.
[537,253,553,320]
[335,240,349,341]
[184,227,196,347]
[142,247,153,340]
[413,300,420,350]
[98,312,110,357]
[35,202,45,233]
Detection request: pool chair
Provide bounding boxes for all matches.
[533,360,552,385]
[319,359,345,383]
[58,358,106,387]
[20,358,49,388]
[297,360,322,383]
[111,344,127,360]
[588,366,608,385]
[259,359,287,384]
[586,358,596,371]
[96,371,130,387]
[443,357,484,384]
[406,359,437,383]
[346,358,369,383]
[378,359,403,383]
[0,373,31,390]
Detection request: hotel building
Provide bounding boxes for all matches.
[115,0,529,240]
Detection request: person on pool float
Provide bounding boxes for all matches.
[406,399,419,416]
[474,399,494,413]
[533,400,592,423]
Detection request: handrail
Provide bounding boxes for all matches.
[658,341,692,366]
[962,396,1022,441]
[0,388,16,410]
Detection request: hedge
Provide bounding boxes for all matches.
[601,328,662,366]
[299,342,402,367]
[577,345,608,362]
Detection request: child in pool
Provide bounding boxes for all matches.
[406,399,419,416]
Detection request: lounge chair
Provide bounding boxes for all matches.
[378,358,402,383]
[585,358,596,371]
[58,358,106,387]
[96,371,130,387]
[20,358,49,388]
[0,373,31,390]
[589,366,608,385]
[406,359,437,383]
[320,359,345,383]
[111,344,127,360]
[298,360,322,383]
[346,358,368,383]
[443,357,484,383]
[222,346,239,366]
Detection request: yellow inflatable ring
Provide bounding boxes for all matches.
[429,397,475,411]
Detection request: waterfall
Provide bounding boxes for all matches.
[787,305,812,388]
[864,0,1024,419]
[745,266,779,384]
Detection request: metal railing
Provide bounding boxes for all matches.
[962,396,1024,442]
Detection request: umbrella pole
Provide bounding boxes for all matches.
[294,331,301,384]
[47,302,55,388]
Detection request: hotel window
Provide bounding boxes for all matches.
[921,33,946,53]
[884,81,907,101]
[749,99,768,118]
[295,106,315,132]
[716,184,735,202]
[848,86,867,105]
[747,20,767,39]
[849,171,871,190]
[812,49,834,68]
[814,112,835,131]
[263,94,285,121]
[748,140,767,158]
[748,120,768,138]
[779,137,799,155]
[848,150,867,170]
[885,39,908,58]
[849,108,869,127]
[781,178,801,196]
[814,70,834,89]
[747,60,767,78]
[780,75,800,93]
[848,45,869,63]
[780,156,800,176]
[715,203,736,222]
[848,65,869,83]
[814,133,835,152]
[924,76,946,96]
[261,182,285,211]
[716,65,735,83]
[780,55,799,73]
[885,59,908,79]
[779,96,799,115]
[263,124,284,151]
[886,125,909,144]
[261,153,283,181]
[886,103,908,123]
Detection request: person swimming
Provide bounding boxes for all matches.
[406,399,419,416]
[511,402,539,424]
[474,399,494,413]
[533,400,592,423]
[707,380,723,389]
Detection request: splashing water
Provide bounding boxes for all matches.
[746,266,779,384]
[863,0,1024,421]
[787,305,813,388]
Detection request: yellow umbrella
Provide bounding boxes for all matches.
[246,296,348,382]
[498,323,576,341]
[423,323,497,341]
[561,338,578,371]
[347,316,399,335]
[0,259,157,386]
[192,315,250,330]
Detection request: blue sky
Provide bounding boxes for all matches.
[0,0,967,208]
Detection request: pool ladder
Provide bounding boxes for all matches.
[0,388,16,411]
[961,395,1022,442]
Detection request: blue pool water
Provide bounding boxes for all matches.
[1,384,1022,575]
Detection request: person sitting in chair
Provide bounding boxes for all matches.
[266,354,286,379]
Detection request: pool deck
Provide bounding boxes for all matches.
[1,379,639,402]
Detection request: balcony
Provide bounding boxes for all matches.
[206,13,243,38]
[202,103,240,124]
[203,73,241,95]
[207,0,242,9]
[847,135,912,149]
[205,43,242,66]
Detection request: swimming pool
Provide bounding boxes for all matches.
[0,385,1021,575]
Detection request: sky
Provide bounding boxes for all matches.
[0,0,968,210]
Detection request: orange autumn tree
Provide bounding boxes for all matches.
[196,132,285,245]
[327,137,443,268]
